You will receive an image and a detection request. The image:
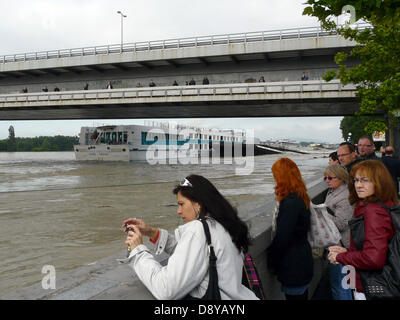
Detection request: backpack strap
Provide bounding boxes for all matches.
[376,202,391,212]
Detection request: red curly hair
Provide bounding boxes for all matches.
[271,158,310,208]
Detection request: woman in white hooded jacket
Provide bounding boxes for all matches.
[122,174,258,300]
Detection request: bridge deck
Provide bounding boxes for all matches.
[0,80,361,120]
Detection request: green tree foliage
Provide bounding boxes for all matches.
[303,1,400,134]
[0,135,79,152]
[340,115,383,143]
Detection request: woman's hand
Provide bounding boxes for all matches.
[328,246,347,254]
[125,225,143,251]
[327,246,347,264]
[122,218,156,238]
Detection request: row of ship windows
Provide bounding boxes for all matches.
[145,132,240,142]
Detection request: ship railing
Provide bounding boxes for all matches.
[0,80,357,104]
[0,23,370,64]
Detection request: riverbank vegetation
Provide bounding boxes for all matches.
[0,135,79,152]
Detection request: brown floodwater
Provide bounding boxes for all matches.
[0,151,328,296]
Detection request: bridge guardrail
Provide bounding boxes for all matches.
[0,80,357,104]
[0,24,370,65]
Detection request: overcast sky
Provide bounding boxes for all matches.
[0,0,346,143]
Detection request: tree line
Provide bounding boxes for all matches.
[0,135,79,152]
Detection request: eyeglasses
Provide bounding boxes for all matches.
[337,152,351,158]
[353,178,371,184]
[180,178,193,187]
[324,176,338,181]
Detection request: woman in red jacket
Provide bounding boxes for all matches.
[328,160,397,300]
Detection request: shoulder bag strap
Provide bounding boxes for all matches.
[199,218,221,300]
[200,218,212,245]
[200,219,217,266]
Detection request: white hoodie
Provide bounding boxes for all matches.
[125,218,259,300]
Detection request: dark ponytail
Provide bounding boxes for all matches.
[173,174,250,253]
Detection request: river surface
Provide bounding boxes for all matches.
[0,151,329,296]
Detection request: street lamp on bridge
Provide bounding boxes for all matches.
[117,10,127,53]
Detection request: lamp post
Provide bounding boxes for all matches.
[117,10,127,53]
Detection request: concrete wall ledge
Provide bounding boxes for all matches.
[2,180,328,300]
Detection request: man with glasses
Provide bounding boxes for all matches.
[337,142,360,173]
[357,135,380,160]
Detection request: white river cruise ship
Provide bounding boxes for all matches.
[73,122,254,162]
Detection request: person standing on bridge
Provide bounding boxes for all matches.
[189,78,196,85]
[267,158,314,300]
[106,81,113,89]
[122,175,258,300]
[149,79,156,87]
[301,72,309,80]
[202,75,210,85]
[83,83,89,90]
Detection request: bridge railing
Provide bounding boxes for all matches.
[0,23,370,64]
[0,80,357,104]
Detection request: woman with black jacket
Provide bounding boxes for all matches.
[267,158,314,300]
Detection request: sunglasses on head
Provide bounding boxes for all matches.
[180,178,193,187]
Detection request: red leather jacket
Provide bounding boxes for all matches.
[336,200,395,292]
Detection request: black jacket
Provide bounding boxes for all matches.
[381,156,400,193]
[346,158,362,173]
[267,193,314,286]
[360,152,380,161]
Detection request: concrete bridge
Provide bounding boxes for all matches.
[0,25,368,97]
[0,80,360,120]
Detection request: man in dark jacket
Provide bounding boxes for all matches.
[381,146,400,194]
